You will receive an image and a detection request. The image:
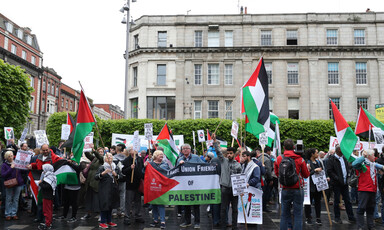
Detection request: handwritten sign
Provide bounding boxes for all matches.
[83,132,94,152]
[259,132,268,146]
[231,174,247,196]
[133,130,140,152]
[311,170,329,191]
[144,123,153,140]
[14,150,34,170]
[61,124,71,141]
[34,130,49,148]
[231,121,239,139]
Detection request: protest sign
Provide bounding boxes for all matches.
[111,133,184,150]
[197,130,205,142]
[144,162,220,205]
[238,187,263,224]
[311,170,329,191]
[303,178,311,205]
[133,131,140,152]
[373,127,384,144]
[4,127,14,140]
[231,174,247,196]
[14,150,34,170]
[259,132,268,146]
[83,132,94,152]
[34,130,49,148]
[19,127,28,143]
[61,124,71,141]
[231,121,239,139]
[144,123,153,140]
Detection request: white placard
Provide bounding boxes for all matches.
[197,130,205,142]
[19,127,28,143]
[259,132,268,146]
[231,174,247,196]
[133,130,140,152]
[61,124,71,141]
[14,150,34,170]
[34,130,49,148]
[192,131,196,147]
[238,187,263,224]
[311,170,329,191]
[144,123,153,140]
[4,127,14,140]
[231,121,239,139]
[373,127,384,144]
[303,178,311,205]
[83,132,94,152]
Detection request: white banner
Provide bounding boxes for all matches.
[4,127,14,140]
[238,187,263,224]
[231,174,247,196]
[133,130,140,152]
[231,121,239,139]
[14,150,34,170]
[311,170,329,191]
[111,133,184,150]
[144,123,153,140]
[83,132,94,152]
[197,130,205,142]
[61,124,71,141]
[34,130,49,148]
[303,178,311,205]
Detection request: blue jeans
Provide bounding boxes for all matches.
[280,189,304,230]
[374,189,381,219]
[211,203,221,225]
[100,210,112,224]
[152,205,165,223]
[5,185,23,217]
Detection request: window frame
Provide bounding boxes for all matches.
[208,100,219,118]
[194,31,202,47]
[286,29,298,45]
[157,31,167,47]
[265,62,273,84]
[194,64,202,85]
[207,64,219,85]
[326,29,338,45]
[208,31,220,47]
[157,64,167,86]
[261,30,272,46]
[224,64,233,85]
[328,62,339,85]
[194,101,202,119]
[225,100,233,120]
[356,62,367,85]
[354,29,365,45]
[225,31,233,47]
[287,63,299,85]
[329,98,340,119]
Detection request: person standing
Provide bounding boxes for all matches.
[38,164,57,230]
[241,151,261,189]
[112,144,128,218]
[326,145,356,224]
[274,139,310,230]
[212,134,242,230]
[258,146,274,212]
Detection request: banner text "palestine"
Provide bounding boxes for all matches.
[169,193,216,202]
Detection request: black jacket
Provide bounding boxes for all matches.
[326,154,350,187]
[122,155,144,190]
[308,159,323,192]
[40,181,54,200]
[94,165,120,211]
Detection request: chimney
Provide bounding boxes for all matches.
[240,6,243,14]
[245,7,247,14]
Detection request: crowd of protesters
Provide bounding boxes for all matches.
[1,135,384,230]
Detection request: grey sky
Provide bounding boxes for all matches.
[2,0,382,109]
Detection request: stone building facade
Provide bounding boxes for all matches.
[126,12,384,121]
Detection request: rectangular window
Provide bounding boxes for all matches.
[269,98,273,112]
[157,64,166,85]
[194,64,202,85]
[208,31,219,47]
[329,98,340,119]
[56,86,59,96]
[194,31,202,47]
[27,35,33,45]
[208,64,219,85]
[131,98,138,118]
[66,101,68,109]
[22,50,27,59]
[327,29,338,45]
[356,62,367,84]
[225,101,233,120]
[30,76,34,88]
[288,98,300,119]
[208,100,219,118]
[357,98,368,112]
[194,101,202,119]
[61,98,64,107]
[51,84,55,95]
[261,30,272,46]
[29,96,34,113]
[354,29,365,45]
[147,96,175,120]
[225,31,233,47]
[133,67,138,87]
[11,44,17,54]
[328,62,339,84]
[265,62,272,84]
[42,99,45,112]
[42,80,46,92]
[17,29,23,39]
[286,30,298,45]
[224,64,233,85]
[5,22,13,33]
[70,102,73,111]
[287,63,299,85]
[134,34,139,49]
[31,56,36,65]
[47,82,51,94]
[157,31,167,47]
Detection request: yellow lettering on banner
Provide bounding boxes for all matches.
[376,108,384,123]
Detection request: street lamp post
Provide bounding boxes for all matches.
[121,0,134,119]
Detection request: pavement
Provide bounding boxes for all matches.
[0,199,373,230]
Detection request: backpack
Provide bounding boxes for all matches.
[279,156,299,186]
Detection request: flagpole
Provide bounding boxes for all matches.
[78,81,105,148]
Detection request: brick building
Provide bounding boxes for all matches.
[94,104,124,120]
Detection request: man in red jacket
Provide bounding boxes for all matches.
[274,139,310,230]
[27,144,62,170]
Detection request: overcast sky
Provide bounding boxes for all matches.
[2,0,383,109]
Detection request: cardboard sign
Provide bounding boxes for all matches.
[259,132,268,146]
[144,123,153,140]
[231,121,239,139]
[133,130,140,152]
[311,170,329,191]
[19,127,28,143]
[14,150,34,170]
[34,130,49,148]
[61,124,71,141]
[303,178,311,205]
[83,132,94,152]
[238,187,263,224]
[231,174,247,196]
[197,130,205,142]
[373,127,384,144]
[4,127,14,140]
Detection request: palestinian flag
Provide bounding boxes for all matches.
[331,99,358,162]
[272,119,281,157]
[54,159,78,185]
[28,170,42,205]
[67,113,75,133]
[156,123,179,167]
[72,89,95,163]
[257,112,280,147]
[355,106,384,139]
[241,57,270,137]
[207,130,227,148]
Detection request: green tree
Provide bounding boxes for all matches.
[0,59,33,141]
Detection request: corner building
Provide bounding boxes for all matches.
[127,12,384,121]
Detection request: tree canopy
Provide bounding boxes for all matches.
[0,59,33,141]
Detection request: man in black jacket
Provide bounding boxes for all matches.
[326,146,356,224]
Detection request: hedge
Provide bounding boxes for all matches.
[46,112,357,154]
